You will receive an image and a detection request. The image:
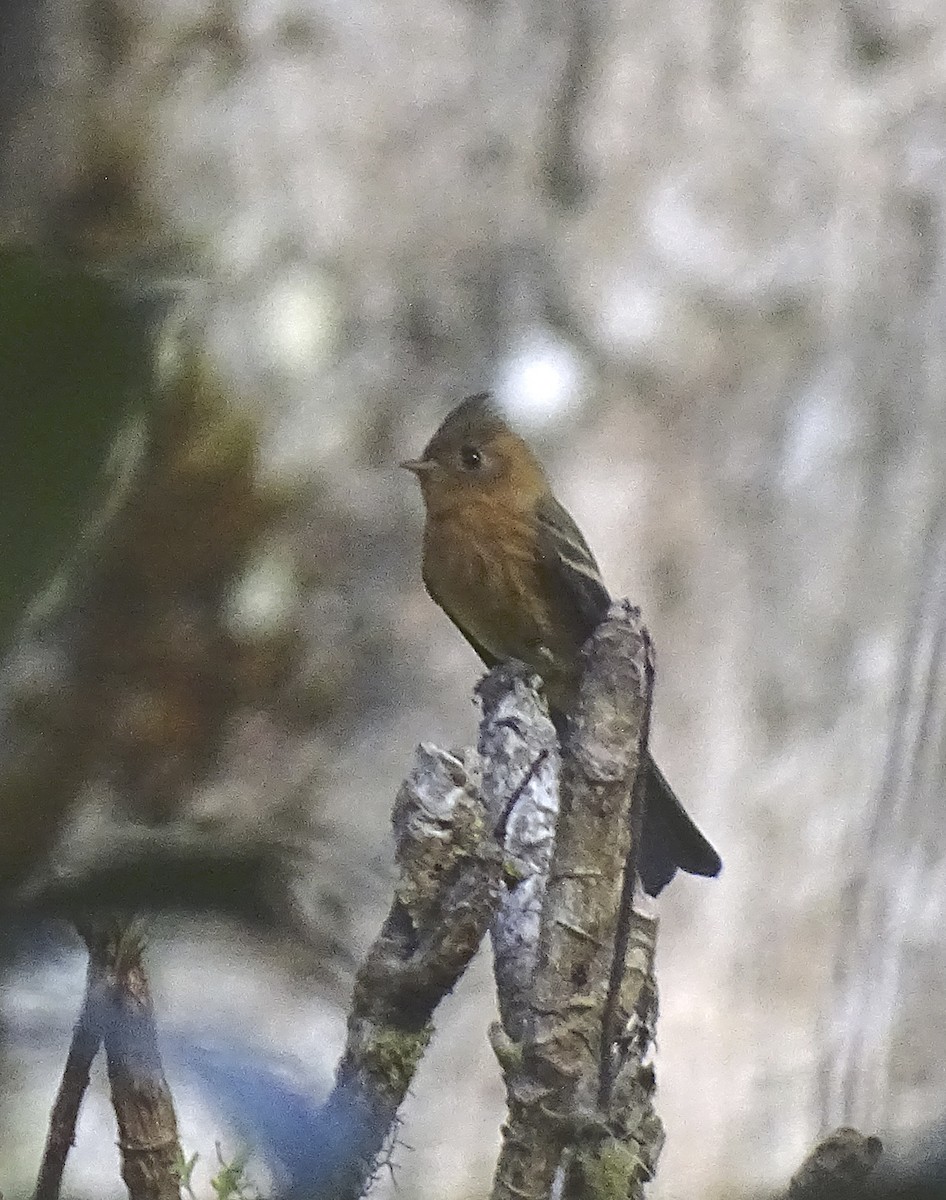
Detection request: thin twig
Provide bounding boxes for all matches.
[32,953,104,1200]
[494,749,551,841]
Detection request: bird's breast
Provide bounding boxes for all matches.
[421,501,579,703]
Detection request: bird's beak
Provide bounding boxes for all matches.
[400,458,435,475]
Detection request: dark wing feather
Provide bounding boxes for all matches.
[442,611,501,669]
[533,496,723,897]
[533,493,611,644]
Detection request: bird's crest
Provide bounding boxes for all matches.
[424,392,510,458]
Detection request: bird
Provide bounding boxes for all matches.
[401,392,721,896]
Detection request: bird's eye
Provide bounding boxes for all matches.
[459,444,483,471]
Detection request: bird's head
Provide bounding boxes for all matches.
[401,393,547,515]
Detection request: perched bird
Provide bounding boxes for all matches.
[402,392,721,896]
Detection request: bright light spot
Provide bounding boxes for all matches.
[262,272,337,371]
[494,329,586,429]
[224,544,300,639]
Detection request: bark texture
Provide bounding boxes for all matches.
[490,606,661,1200]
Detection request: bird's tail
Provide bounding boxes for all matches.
[639,754,722,896]
[549,708,721,897]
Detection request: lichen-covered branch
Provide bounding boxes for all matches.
[313,742,502,1198]
[490,602,663,1200]
[309,666,579,1200]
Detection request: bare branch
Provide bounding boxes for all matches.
[29,605,668,1200]
[478,664,560,1044]
[92,927,183,1200]
[490,602,662,1200]
[33,926,183,1200]
[33,953,104,1200]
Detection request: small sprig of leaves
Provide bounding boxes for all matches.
[177,1143,261,1200]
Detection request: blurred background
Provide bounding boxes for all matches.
[2,0,946,1195]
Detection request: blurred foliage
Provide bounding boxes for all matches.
[0,249,150,650]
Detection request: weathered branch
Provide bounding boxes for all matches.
[308,661,583,1200]
[33,926,183,1200]
[307,607,662,1200]
[478,665,560,1044]
[30,605,664,1200]
[313,742,503,1198]
[91,927,183,1200]
[490,602,662,1200]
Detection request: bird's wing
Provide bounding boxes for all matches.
[442,610,502,669]
[533,493,611,642]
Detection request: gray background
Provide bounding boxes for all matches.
[2,0,946,1196]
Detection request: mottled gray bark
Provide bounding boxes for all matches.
[477,667,560,1043]
[490,606,661,1200]
[315,615,660,1200]
[314,668,558,1199]
[315,743,501,1199]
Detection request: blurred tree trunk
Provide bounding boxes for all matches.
[3,0,946,1197]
